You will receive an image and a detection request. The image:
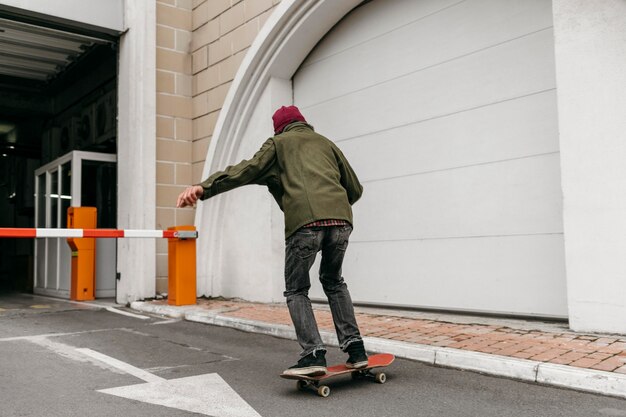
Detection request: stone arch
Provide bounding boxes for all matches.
[195,0,362,299]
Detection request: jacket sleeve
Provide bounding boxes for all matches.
[335,146,363,205]
[197,138,277,200]
[253,165,284,211]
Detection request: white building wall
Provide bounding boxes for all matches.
[553,0,626,333]
[196,78,289,302]
[116,0,157,304]
[196,0,626,333]
[195,0,360,300]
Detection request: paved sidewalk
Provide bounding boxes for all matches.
[131,298,626,399]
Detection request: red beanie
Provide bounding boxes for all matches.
[272,105,306,134]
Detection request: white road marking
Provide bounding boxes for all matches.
[0,328,121,342]
[99,373,262,417]
[0,332,78,342]
[0,333,129,376]
[30,294,118,309]
[76,348,164,383]
[77,348,261,417]
[106,307,150,320]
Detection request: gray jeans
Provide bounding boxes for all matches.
[284,224,362,357]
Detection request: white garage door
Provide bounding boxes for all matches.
[294,0,567,317]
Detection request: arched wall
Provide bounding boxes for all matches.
[194,0,362,301]
[193,0,626,333]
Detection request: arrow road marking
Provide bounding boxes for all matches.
[99,373,262,417]
[76,348,164,383]
[76,348,262,417]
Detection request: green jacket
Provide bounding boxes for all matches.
[198,122,363,238]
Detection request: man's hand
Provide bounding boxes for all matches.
[176,185,204,208]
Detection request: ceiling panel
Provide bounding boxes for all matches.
[0,17,111,81]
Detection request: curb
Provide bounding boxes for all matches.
[131,302,626,399]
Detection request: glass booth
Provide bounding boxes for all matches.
[34,151,117,298]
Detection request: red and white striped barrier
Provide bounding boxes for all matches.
[0,228,198,239]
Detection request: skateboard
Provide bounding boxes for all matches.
[280,353,395,397]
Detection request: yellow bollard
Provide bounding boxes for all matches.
[167,225,197,306]
[67,207,97,301]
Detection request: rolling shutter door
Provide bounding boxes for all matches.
[293,0,566,317]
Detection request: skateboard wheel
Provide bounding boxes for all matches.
[375,372,386,384]
[317,385,330,397]
[296,380,307,391]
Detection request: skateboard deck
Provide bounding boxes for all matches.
[280,353,395,397]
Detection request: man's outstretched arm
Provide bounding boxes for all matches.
[176,138,276,208]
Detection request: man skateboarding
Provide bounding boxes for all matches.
[176,105,368,376]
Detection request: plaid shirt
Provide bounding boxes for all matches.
[303,219,348,228]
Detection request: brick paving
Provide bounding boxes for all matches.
[161,298,626,375]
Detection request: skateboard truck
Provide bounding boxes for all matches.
[296,368,388,397]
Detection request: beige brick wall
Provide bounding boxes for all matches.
[191,0,279,185]
[156,0,194,293]
[153,0,279,293]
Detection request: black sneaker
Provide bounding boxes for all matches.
[345,340,368,369]
[283,351,327,376]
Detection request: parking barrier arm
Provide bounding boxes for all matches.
[0,228,198,239]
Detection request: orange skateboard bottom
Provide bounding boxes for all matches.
[280,353,395,397]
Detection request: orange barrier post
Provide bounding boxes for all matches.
[67,207,97,301]
[167,225,197,306]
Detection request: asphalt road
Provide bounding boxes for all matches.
[1,294,626,417]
